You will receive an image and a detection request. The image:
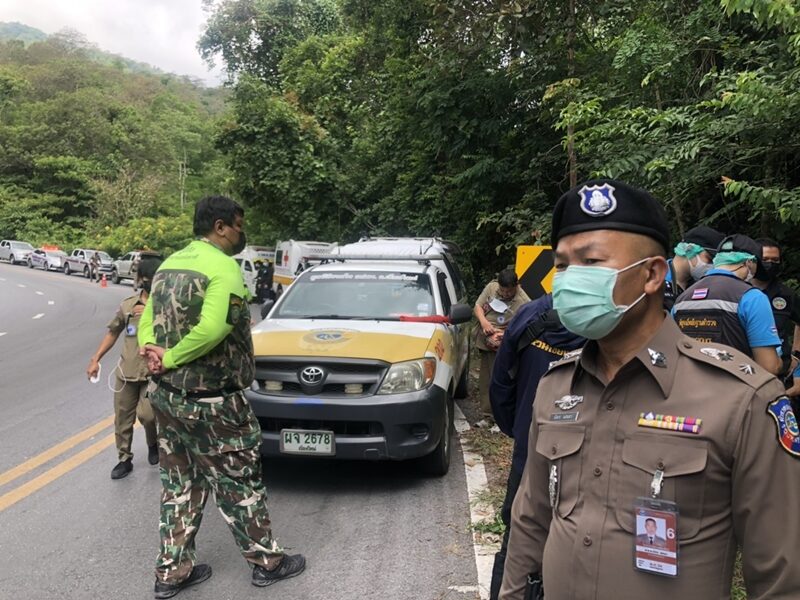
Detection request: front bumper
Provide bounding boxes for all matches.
[245,385,447,461]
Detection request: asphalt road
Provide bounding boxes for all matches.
[0,261,479,600]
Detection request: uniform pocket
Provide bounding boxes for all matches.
[614,434,708,540]
[535,425,585,518]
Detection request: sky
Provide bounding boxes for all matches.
[0,0,225,85]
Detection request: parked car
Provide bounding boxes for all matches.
[0,240,35,265]
[63,248,113,278]
[111,250,163,285]
[247,238,471,476]
[28,248,68,271]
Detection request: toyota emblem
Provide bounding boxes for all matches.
[300,366,325,385]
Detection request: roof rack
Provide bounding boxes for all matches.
[318,253,445,264]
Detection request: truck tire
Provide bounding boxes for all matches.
[28,258,33,269]
[9,254,15,265]
[419,393,453,477]
[112,269,120,284]
[64,264,71,276]
[454,352,470,399]
[83,266,90,279]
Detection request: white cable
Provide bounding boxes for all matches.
[107,357,127,393]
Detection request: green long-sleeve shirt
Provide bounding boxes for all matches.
[138,239,254,391]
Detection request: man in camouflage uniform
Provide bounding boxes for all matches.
[138,195,305,599]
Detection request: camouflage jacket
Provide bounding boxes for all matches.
[138,239,255,392]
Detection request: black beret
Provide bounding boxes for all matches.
[683,226,725,255]
[551,179,670,251]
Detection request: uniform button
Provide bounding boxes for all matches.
[683,341,692,349]
[606,402,615,411]
[593,467,602,477]
[551,445,558,455]
[583,535,592,546]
[657,461,665,470]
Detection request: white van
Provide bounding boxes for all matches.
[273,240,338,295]
[234,245,276,299]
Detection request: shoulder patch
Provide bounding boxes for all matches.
[677,340,774,388]
[767,397,800,457]
[546,348,583,373]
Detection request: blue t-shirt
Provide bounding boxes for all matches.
[702,269,781,349]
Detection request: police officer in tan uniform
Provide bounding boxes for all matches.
[500,179,800,600]
[87,255,162,479]
[475,268,531,422]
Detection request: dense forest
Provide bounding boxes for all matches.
[0,25,228,256]
[1,0,799,292]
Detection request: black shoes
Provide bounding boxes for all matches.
[252,554,306,587]
[148,444,160,465]
[154,564,212,599]
[110,459,133,479]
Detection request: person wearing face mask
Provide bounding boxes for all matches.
[663,226,725,310]
[673,234,782,374]
[500,179,800,600]
[138,196,305,598]
[751,238,800,379]
[86,253,162,479]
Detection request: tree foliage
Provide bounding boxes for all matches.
[198,0,800,291]
[0,32,228,254]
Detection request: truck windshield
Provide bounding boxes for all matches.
[274,271,435,320]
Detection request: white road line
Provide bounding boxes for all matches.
[0,332,6,337]
[35,291,44,295]
[48,301,55,305]
[17,284,26,288]
[32,313,45,320]
[0,277,5,281]
[455,404,496,600]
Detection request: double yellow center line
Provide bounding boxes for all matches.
[0,415,119,513]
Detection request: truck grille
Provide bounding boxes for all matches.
[253,357,388,398]
[258,417,384,436]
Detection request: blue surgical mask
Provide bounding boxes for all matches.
[552,257,651,339]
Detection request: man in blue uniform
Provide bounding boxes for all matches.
[673,234,781,374]
[663,226,724,310]
[488,293,585,600]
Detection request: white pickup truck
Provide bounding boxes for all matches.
[63,248,113,278]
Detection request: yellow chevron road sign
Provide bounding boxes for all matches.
[515,245,555,300]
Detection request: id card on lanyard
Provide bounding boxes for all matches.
[633,470,679,577]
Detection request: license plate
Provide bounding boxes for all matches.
[279,429,335,456]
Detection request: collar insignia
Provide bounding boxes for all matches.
[648,348,667,368]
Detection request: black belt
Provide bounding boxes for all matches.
[153,377,241,399]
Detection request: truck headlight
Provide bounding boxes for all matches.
[378,358,436,394]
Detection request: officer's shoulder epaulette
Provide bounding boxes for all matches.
[544,348,583,375]
[677,339,774,389]
[120,293,140,306]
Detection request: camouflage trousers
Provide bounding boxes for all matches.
[149,385,284,584]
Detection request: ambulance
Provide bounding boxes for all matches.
[246,238,471,475]
[272,240,338,295]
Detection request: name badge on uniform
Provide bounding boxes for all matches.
[633,470,679,577]
[126,324,137,337]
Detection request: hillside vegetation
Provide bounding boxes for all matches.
[0,27,227,256]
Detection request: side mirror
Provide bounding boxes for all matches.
[260,300,275,320]
[448,303,473,325]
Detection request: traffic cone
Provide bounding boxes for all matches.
[100,274,107,288]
